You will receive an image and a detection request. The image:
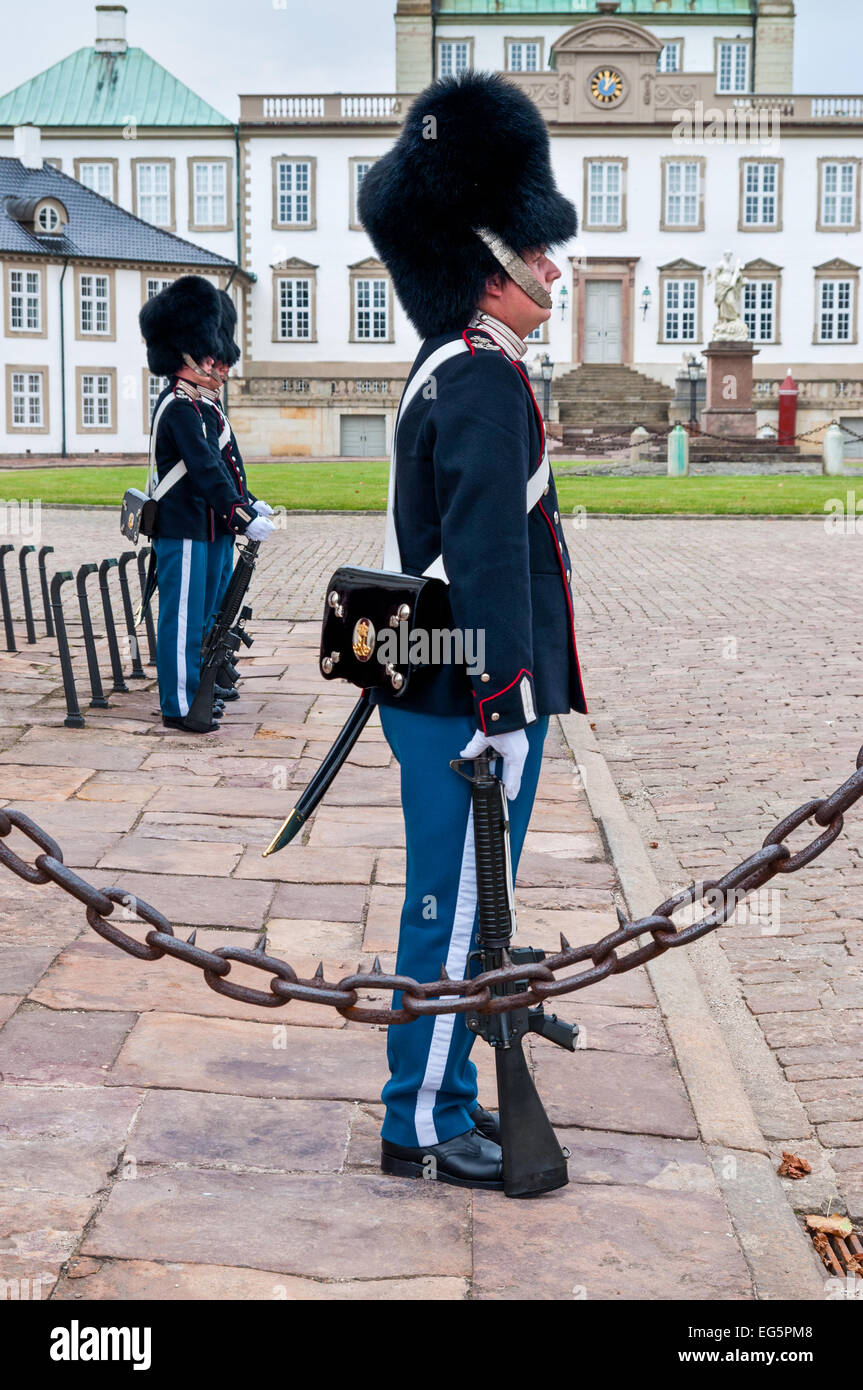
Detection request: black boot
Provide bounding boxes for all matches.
[162,715,221,733]
[381,1128,503,1190]
[470,1104,501,1145]
[215,684,240,701]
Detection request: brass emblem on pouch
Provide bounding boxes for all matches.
[352,617,375,662]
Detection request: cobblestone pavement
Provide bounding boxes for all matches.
[0,505,859,1298]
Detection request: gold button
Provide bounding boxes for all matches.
[554,510,559,523]
[566,568,571,582]
[543,484,549,496]
[481,673,490,682]
[491,712,500,721]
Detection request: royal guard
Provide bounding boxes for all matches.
[139,276,275,732]
[357,71,587,1190]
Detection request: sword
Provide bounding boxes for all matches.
[262,689,375,857]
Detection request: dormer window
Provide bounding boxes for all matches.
[36,204,61,233]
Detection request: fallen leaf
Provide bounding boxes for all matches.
[805,1213,853,1237]
[777,1150,812,1179]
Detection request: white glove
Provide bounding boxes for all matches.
[245,516,275,543]
[460,727,529,801]
[252,499,274,516]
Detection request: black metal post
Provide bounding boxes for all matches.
[97,558,128,694]
[117,551,145,679]
[0,544,16,652]
[38,546,55,636]
[136,546,157,665]
[50,570,84,728]
[18,545,36,644]
[76,563,108,709]
[689,374,697,427]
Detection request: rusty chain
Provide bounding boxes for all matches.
[2,744,863,1024]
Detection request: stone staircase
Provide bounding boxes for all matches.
[555,362,673,436]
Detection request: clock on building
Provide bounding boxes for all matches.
[590,68,625,105]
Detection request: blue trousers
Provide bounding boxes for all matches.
[207,535,234,628]
[153,536,232,718]
[378,704,549,1147]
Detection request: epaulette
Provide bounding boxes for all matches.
[174,380,200,401]
[466,332,502,351]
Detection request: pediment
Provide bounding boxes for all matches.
[552,19,663,58]
[814,257,861,274]
[349,256,387,272]
[742,258,783,274]
[271,256,318,272]
[658,258,705,274]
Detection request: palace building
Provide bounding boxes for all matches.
[1,1,861,458]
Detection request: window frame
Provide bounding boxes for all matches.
[436,37,474,78]
[658,261,704,345]
[131,158,176,231]
[140,271,178,305]
[5,263,46,338]
[271,156,317,231]
[714,37,751,95]
[187,156,233,233]
[816,157,862,234]
[738,158,783,232]
[657,39,683,74]
[660,156,706,233]
[813,266,859,345]
[272,261,318,343]
[582,157,627,232]
[349,156,377,232]
[75,265,116,341]
[349,261,394,344]
[505,36,543,73]
[142,369,170,435]
[5,364,49,433]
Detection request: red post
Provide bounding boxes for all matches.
[778,369,798,446]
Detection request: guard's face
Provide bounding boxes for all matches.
[480,247,561,339]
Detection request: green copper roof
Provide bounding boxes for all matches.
[0,47,231,128]
[438,1,753,13]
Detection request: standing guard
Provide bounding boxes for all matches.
[358,72,587,1189]
[139,276,275,733]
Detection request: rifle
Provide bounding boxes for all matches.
[185,538,260,732]
[451,750,577,1198]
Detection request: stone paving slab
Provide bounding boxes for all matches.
[0,1085,141,1197]
[53,1261,468,1300]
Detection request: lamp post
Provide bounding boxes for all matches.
[686,353,703,429]
[558,284,568,320]
[540,353,554,423]
[640,285,651,320]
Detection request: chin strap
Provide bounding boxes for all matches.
[473,228,553,311]
[181,353,222,391]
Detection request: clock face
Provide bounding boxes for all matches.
[590,67,624,105]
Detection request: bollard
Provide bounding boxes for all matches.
[18,545,37,644]
[50,571,84,728]
[76,563,109,709]
[136,547,157,666]
[117,551,146,679]
[38,545,55,636]
[823,423,845,477]
[0,544,15,652]
[97,558,129,694]
[667,423,689,477]
[630,425,649,462]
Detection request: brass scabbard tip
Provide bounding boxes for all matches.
[261,808,300,858]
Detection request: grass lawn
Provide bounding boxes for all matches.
[0,462,850,515]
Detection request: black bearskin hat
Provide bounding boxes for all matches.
[139,275,222,376]
[215,289,241,367]
[358,71,577,339]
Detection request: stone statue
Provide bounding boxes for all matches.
[706,249,750,342]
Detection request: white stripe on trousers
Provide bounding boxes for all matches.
[414,803,477,1146]
[176,539,192,716]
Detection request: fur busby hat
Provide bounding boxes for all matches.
[357,71,577,339]
[138,275,222,376]
[214,289,241,367]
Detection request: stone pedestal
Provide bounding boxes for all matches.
[700,339,760,438]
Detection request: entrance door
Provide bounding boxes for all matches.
[584,280,622,363]
[340,414,387,458]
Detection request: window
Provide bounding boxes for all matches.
[717,40,749,93]
[350,157,376,230]
[820,161,858,228]
[741,162,779,227]
[147,373,169,426]
[8,269,42,332]
[134,161,172,227]
[438,40,470,77]
[818,279,853,342]
[274,159,313,226]
[36,205,60,233]
[276,277,312,340]
[585,160,624,229]
[80,372,113,428]
[663,279,698,341]
[78,162,114,198]
[657,42,681,73]
[743,279,776,341]
[79,274,110,336]
[10,370,43,427]
[145,276,173,300]
[190,159,229,228]
[354,278,389,340]
[663,160,702,229]
[507,40,541,72]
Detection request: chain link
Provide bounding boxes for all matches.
[2,744,863,1023]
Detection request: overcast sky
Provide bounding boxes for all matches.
[1,0,860,119]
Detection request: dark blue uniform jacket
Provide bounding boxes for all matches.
[151,378,255,542]
[372,327,587,735]
[199,393,257,538]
